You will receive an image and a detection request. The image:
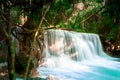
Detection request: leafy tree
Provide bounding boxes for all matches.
[0,0,53,79]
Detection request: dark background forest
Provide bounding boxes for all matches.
[0,0,120,80]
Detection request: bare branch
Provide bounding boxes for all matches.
[23,4,51,80]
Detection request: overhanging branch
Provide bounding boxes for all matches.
[81,6,105,23]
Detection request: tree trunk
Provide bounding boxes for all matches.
[6,37,16,80]
[4,8,16,80]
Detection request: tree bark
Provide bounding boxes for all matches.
[1,8,16,80]
[6,37,16,80]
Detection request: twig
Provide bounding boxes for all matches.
[81,6,105,23]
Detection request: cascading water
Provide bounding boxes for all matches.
[37,29,120,80]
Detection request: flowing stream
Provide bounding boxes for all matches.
[37,29,120,80]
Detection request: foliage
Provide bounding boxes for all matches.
[15,54,34,74]
[104,0,120,19]
[45,0,73,25]
[0,0,120,79]
[57,1,102,32]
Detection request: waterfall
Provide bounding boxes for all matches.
[43,29,108,62]
[37,29,120,80]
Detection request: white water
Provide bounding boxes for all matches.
[37,29,120,80]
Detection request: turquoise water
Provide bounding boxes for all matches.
[37,57,120,80]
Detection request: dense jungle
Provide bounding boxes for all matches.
[0,0,120,80]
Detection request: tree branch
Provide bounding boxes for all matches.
[81,6,105,23]
[23,4,51,80]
